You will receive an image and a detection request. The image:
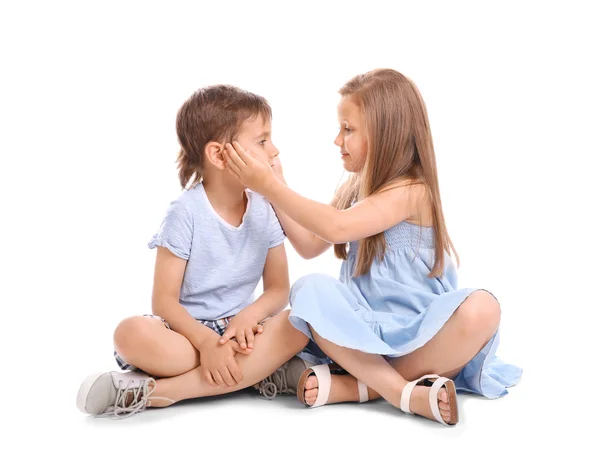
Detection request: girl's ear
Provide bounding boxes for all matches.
[205,141,226,169]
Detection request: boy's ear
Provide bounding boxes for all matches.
[205,141,226,169]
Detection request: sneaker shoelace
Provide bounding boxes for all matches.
[256,366,293,399]
[101,377,171,418]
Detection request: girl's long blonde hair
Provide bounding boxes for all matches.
[333,69,458,278]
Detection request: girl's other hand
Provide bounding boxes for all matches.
[272,155,285,183]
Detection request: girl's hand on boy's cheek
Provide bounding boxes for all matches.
[223,142,274,192]
[272,156,284,182]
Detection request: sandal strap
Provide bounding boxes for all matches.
[357,381,368,403]
[311,364,332,408]
[400,374,440,414]
[429,377,450,426]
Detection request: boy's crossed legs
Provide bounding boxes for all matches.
[78,310,310,415]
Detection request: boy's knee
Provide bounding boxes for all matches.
[113,316,154,354]
[270,310,310,348]
[274,309,294,331]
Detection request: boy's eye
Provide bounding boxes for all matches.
[259,139,267,145]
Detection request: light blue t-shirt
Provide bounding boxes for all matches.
[148,183,285,320]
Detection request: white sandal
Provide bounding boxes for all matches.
[297,363,369,407]
[400,374,459,426]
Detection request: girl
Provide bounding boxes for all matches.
[223,69,522,426]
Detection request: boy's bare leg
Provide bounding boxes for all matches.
[149,310,310,406]
[113,316,201,378]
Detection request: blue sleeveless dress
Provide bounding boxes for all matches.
[290,221,522,398]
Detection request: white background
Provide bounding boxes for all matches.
[1,0,598,460]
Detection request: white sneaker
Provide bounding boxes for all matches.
[76,371,172,418]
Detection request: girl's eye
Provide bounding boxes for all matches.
[344,127,353,133]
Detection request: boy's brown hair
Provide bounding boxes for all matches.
[176,84,272,189]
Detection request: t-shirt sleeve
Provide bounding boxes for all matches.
[268,204,285,248]
[148,200,193,260]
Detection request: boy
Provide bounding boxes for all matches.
[76,85,312,417]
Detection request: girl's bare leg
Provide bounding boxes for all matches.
[302,290,501,422]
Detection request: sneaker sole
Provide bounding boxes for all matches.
[76,372,110,414]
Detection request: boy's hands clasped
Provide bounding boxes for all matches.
[199,311,264,388]
[198,338,244,388]
[219,310,264,350]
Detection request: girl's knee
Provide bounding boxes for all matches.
[290,273,341,307]
[458,290,501,336]
[291,273,338,294]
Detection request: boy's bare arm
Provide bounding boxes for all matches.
[151,246,219,350]
[152,246,250,387]
[246,243,290,320]
[219,243,290,350]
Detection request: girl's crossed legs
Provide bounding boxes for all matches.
[302,290,501,423]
